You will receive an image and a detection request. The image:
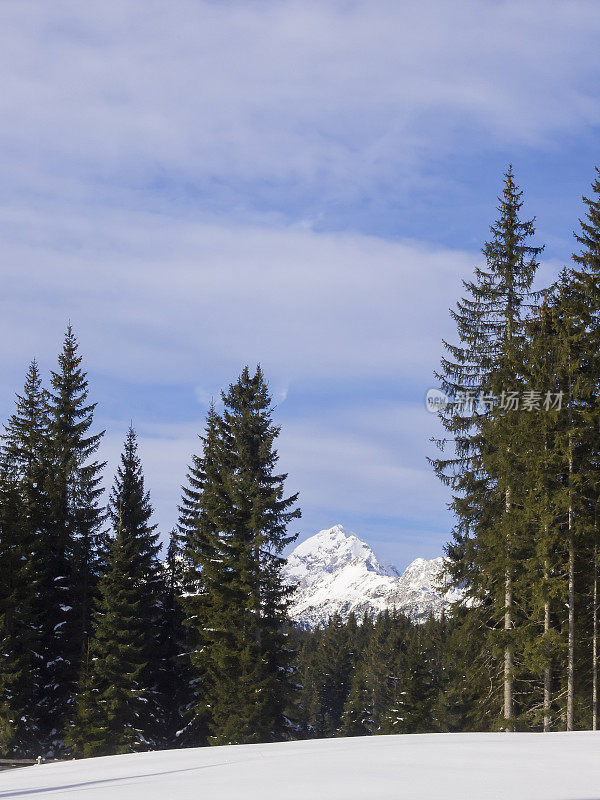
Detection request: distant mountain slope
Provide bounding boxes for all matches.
[283,524,458,629]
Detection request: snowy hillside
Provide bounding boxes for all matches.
[283,524,458,629]
[4,733,599,799]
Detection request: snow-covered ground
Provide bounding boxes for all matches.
[2,732,599,799]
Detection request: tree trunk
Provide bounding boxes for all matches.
[504,486,514,730]
[593,542,598,731]
[543,431,552,732]
[567,436,575,732]
[543,554,551,732]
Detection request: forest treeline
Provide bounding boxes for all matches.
[0,343,300,757]
[1,165,600,759]
[433,166,600,732]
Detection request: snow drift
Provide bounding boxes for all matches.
[2,732,599,799]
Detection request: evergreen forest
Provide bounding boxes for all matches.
[2,166,600,757]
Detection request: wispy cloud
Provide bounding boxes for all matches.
[0,1,599,207]
[1,0,597,562]
[0,202,474,385]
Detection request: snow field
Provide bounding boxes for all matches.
[1,731,599,800]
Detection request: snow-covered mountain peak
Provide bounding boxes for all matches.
[286,524,400,588]
[283,526,455,629]
[401,556,445,589]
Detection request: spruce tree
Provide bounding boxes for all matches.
[341,664,374,736]
[380,632,435,734]
[433,168,543,729]
[184,367,300,744]
[301,614,353,737]
[516,298,566,731]
[107,426,163,740]
[295,626,322,736]
[39,326,106,752]
[570,168,600,730]
[67,427,161,756]
[519,172,600,731]
[525,270,597,732]
[155,528,195,747]
[0,361,48,754]
[180,402,221,745]
[67,534,147,757]
[0,464,37,755]
[178,443,206,547]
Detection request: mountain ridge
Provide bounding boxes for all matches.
[283,524,457,629]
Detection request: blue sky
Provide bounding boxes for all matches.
[1,0,600,567]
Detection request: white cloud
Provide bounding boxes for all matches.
[0,0,588,563]
[0,202,473,386]
[0,200,554,565]
[278,411,446,524]
[0,0,598,201]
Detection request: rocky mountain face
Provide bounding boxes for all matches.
[283,524,458,629]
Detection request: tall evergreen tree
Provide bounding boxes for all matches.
[170,405,223,747]
[433,168,543,729]
[39,326,106,751]
[180,402,221,745]
[529,277,593,731]
[341,663,373,737]
[0,361,47,754]
[559,169,600,730]
[185,367,300,744]
[516,298,566,731]
[0,465,37,755]
[155,528,195,747]
[67,427,161,756]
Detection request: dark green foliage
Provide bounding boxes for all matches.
[107,427,163,740]
[341,663,373,736]
[183,368,301,745]
[351,612,403,733]
[573,167,600,280]
[155,528,196,747]
[0,466,38,755]
[380,633,435,734]
[295,612,453,737]
[179,403,221,745]
[67,427,161,756]
[0,362,47,755]
[39,326,106,752]
[297,614,354,737]
[430,608,490,732]
[433,168,543,728]
[67,534,147,757]
[177,441,206,549]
